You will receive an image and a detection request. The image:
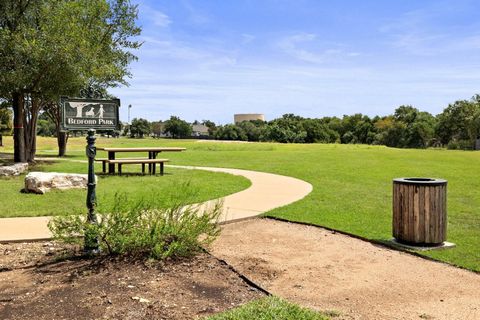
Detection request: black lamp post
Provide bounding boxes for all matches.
[85,129,99,254]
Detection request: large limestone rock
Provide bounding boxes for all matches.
[0,163,28,176]
[24,172,92,194]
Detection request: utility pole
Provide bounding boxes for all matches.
[127,104,132,136]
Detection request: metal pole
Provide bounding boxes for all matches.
[128,104,131,124]
[85,129,100,254]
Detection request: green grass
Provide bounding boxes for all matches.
[205,296,330,320]
[0,157,250,218]
[1,136,479,271]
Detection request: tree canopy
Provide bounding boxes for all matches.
[130,118,151,138]
[164,116,192,139]
[0,0,141,161]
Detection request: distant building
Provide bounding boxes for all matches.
[234,113,265,124]
[192,124,209,137]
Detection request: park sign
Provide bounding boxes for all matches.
[60,97,120,131]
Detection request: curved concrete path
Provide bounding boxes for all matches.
[0,166,312,242]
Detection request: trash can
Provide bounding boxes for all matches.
[393,178,447,245]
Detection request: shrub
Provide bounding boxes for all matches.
[447,139,473,150]
[205,296,330,320]
[48,193,223,259]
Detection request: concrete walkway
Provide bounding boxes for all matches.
[0,166,313,242]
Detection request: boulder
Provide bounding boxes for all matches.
[24,172,93,194]
[0,163,29,176]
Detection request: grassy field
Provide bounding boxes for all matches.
[0,148,250,218]
[1,136,479,271]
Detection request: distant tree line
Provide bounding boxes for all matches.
[210,95,480,150]
[28,94,480,150]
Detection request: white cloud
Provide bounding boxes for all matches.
[277,33,359,64]
[278,33,325,63]
[379,4,480,56]
[147,9,171,27]
[180,0,211,25]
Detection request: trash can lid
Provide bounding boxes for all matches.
[393,177,447,185]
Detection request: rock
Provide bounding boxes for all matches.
[24,172,94,194]
[131,296,150,303]
[0,163,28,176]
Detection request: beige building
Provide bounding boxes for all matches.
[192,124,209,136]
[234,113,265,124]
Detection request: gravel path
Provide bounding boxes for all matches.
[210,218,480,320]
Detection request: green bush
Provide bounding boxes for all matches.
[205,296,330,320]
[48,192,223,259]
[447,139,473,150]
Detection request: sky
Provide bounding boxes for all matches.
[110,0,480,124]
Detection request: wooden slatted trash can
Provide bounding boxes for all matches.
[393,178,447,246]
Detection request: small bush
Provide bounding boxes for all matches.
[205,296,330,320]
[447,139,473,150]
[48,192,223,259]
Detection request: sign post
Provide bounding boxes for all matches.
[60,97,120,254]
[85,129,100,254]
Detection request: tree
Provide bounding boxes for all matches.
[163,116,192,139]
[151,121,164,138]
[393,106,436,148]
[0,101,12,146]
[215,124,247,141]
[436,96,480,147]
[339,114,374,144]
[0,0,141,162]
[301,118,338,143]
[236,121,265,141]
[262,114,307,143]
[130,118,151,138]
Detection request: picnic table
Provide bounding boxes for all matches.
[96,147,186,175]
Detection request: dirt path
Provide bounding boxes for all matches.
[210,219,480,320]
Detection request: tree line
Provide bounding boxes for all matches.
[63,94,478,150]
[210,96,480,149]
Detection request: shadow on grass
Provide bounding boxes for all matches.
[96,172,174,178]
[35,153,78,159]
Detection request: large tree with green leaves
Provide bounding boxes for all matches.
[129,118,151,138]
[164,116,193,139]
[435,95,480,147]
[0,0,141,162]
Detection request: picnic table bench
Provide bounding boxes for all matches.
[96,147,186,175]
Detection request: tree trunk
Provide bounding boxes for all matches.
[23,94,41,162]
[0,134,3,147]
[12,92,26,163]
[43,101,68,157]
[57,130,68,157]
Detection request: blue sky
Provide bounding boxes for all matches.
[110,0,480,124]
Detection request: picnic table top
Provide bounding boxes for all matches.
[97,147,186,152]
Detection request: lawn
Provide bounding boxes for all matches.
[1,136,479,271]
[0,152,250,218]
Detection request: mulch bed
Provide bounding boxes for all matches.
[0,242,265,320]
